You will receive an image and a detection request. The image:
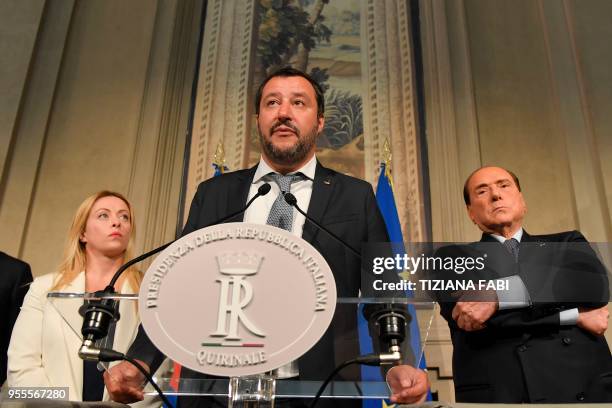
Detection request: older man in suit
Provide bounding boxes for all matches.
[104,67,428,406]
[0,251,32,386]
[440,166,611,403]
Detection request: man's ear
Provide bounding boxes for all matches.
[519,192,528,217]
[467,205,477,224]
[317,115,325,134]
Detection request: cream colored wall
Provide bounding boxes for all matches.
[571,0,612,234]
[0,0,203,277]
[464,0,577,233]
[422,0,612,401]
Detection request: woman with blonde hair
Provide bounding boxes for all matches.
[8,191,158,406]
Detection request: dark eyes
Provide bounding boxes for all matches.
[265,99,305,106]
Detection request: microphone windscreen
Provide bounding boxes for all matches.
[258,183,272,196]
[283,192,298,206]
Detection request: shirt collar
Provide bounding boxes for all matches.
[252,155,317,183]
[490,228,524,243]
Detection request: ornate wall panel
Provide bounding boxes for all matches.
[362,0,428,242]
[186,0,428,242]
[185,0,257,213]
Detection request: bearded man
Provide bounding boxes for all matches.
[104,67,428,407]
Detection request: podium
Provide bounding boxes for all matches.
[46,223,437,406]
[47,291,434,406]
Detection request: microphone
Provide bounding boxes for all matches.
[283,192,361,258]
[364,305,408,364]
[78,183,273,361]
[78,294,124,362]
[283,192,406,364]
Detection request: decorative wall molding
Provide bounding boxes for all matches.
[185,0,257,217]
[361,0,427,242]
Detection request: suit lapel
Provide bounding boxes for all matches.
[516,230,554,294]
[227,166,257,222]
[517,230,541,263]
[301,162,335,243]
[52,272,86,400]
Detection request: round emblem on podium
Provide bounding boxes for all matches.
[139,223,337,377]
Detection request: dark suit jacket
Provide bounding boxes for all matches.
[129,162,393,406]
[437,230,611,403]
[0,251,33,385]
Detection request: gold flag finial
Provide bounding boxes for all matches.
[382,138,392,169]
[382,138,394,191]
[213,141,226,167]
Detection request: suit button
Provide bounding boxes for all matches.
[562,337,572,345]
[518,345,527,352]
[576,392,585,401]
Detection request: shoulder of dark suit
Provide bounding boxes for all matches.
[524,229,586,242]
[319,164,374,192]
[0,251,29,268]
[194,167,255,191]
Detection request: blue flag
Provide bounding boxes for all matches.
[212,163,229,176]
[357,163,430,407]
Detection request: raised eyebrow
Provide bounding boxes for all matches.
[262,91,312,101]
[262,92,281,100]
[291,92,310,99]
[496,178,513,185]
[95,208,129,213]
[473,183,490,191]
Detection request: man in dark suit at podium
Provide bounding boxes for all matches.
[104,67,428,406]
[0,251,32,385]
[441,166,611,403]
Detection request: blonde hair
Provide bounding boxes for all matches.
[51,191,142,293]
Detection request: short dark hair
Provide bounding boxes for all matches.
[254,67,325,117]
[463,167,521,205]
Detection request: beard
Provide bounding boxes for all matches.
[259,120,319,166]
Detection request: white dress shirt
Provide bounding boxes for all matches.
[244,155,316,237]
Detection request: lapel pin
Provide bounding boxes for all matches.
[323,177,331,185]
